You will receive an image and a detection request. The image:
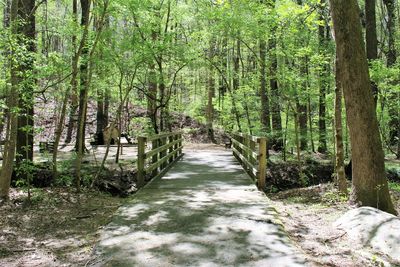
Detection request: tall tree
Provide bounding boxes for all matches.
[258,0,271,135]
[206,40,216,143]
[259,39,271,134]
[75,0,91,152]
[317,0,328,153]
[382,0,399,158]
[268,0,283,150]
[0,0,22,203]
[296,0,308,151]
[365,0,378,105]
[334,56,347,194]
[15,0,36,165]
[330,0,396,214]
[65,0,79,144]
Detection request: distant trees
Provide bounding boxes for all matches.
[0,0,399,203]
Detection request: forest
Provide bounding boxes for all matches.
[0,0,399,266]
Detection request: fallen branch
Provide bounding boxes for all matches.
[11,248,36,253]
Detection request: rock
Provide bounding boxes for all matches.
[387,168,400,182]
[265,161,334,192]
[334,207,400,263]
[94,170,138,197]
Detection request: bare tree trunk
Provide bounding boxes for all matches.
[206,41,216,143]
[334,56,348,195]
[330,0,396,214]
[382,0,399,158]
[0,0,20,201]
[259,39,271,133]
[0,0,11,139]
[297,58,308,151]
[65,0,79,144]
[96,88,105,145]
[52,0,92,179]
[15,0,35,166]
[296,99,308,151]
[317,0,328,153]
[307,96,315,153]
[365,0,379,106]
[75,0,108,191]
[75,0,91,153]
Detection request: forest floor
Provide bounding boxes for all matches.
[0,144,399,266]
[269,183,400,267]
[0,188,125,267]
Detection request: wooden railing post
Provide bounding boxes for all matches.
[137,136,146,188]
[257,137,267,190]
[152,139,159,177]
[168,135,174,163]
[178,133,182,156]
[249,140,256,166]
[245,134,251,166]
[160,136,167,169]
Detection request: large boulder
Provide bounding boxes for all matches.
[334,207,400,263]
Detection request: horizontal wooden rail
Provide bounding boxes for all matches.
[137,132,183,187]
[232,133,267,190]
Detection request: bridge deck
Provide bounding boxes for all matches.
[93,150,305,267]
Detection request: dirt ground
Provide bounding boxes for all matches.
[1,144,399,267]
[268,183,400,267]
[0,188,125,267]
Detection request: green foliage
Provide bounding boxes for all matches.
[321,190,349,204]
[388,182,400,193]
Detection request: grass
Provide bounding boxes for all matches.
[389,181,400,193]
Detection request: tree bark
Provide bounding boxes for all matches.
[365,0,378,106]
[317,0,328,153]
[330,0,396,214]
[268,6,283,150]
[75,0,91,153]
[206,40,216,143]
[382,0,399,157]
[96,88,105,145]
[259,39,271,134]
[0,0,21,201]
[65,0,79,144]
[334,56,348,194]
[15,0,35,165]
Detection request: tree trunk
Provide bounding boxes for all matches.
[330,0,396,214]
[259,39,271,134]
[266,0,282,150]
[75,0,108,190]
[0,0,21,201]
[96,88,105,145]
[297,56,308,151]
[3,0,11,27]
[365,0,378,106]
[65,0,79,144]
[104,87,110,127]
[0,0,11,139]
[382,0,399,157]
[317,0,328,153]
[75,0,91,153]
[334,56,348,195]
[15,0,35,165]
[206,41,216,142]
[53,0,92,179]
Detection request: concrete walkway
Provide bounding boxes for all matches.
[92,150,306,267]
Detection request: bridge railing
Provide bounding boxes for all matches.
[137,132,183,187]
[232,133,267,190]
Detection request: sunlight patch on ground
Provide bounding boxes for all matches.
[92,150,305,266]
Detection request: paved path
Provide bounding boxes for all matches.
[92,150,306,267]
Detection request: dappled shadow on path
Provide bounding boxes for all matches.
[92,151,305,267]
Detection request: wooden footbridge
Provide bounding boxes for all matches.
[91,132,305,266]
